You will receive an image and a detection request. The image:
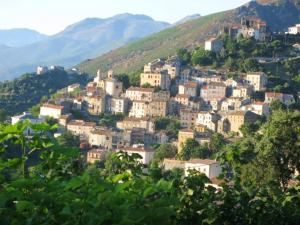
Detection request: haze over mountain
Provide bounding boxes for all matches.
[0,28,48,47]
[78,0,300,76]
[0,14,169,81]
[173,14,202,26]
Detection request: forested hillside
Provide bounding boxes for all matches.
[0,70,89,115]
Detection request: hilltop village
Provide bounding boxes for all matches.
[11,18,300,182]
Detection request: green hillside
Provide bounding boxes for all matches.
[77,0,300,76]
[77,11,231,76]
[0,71,89,116]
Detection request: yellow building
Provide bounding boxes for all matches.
[180,108,198,128]
[178,129,195,153]
[129,100,168,118]
[140,71,171,90]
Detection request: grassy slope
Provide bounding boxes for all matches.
[77,11,232,76]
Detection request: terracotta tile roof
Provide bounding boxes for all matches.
[206,37,219,42]
[187,159,218,165]
[123,117,152,122]
[265,92,283,98]
[179,128,195,133]
[127,86,155,92]
[253,101,265,105]
[42,103,64,110]
[209,82,226,87]
[247,72,266,76]
[184,81,198,88]
[68,120,96,127]
[176,94,190,99]
[118,146,155,152]
[91,129,111,135]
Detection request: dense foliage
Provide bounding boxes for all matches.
[99,113,125,128]
[155,117,181,139]
[0,114,299,224]
[0,70,89,116]
[177,35,299,75]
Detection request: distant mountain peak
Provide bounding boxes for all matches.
[0,28,48,47]
[173,14,202,26]
[0,13,170,80]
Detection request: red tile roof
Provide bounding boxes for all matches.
[42,103,64,110]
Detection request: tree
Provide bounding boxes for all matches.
[243,58,259,72]
[255,110,300,189]
[191,49,213,66]
[270,99,286,112]
[179,138,203,160]
[239,122,260,137]
[128,71,140,87]
[176,48,191,65]
[57,131,80,148]
[99,113,124,127]
[141,83,152,88]
[0,121,300,224]
[209,133,225,155]
[153,144,177,163]
[224,57,237,71]
[116,73,130,90]
[0,108,7,123]
[45,116,58,126]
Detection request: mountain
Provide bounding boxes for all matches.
[0,28,48,47]
[173,14,202,26]
[77,0,300,76]
[0,14,170,81]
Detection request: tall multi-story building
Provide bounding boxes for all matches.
[116,117,155,133]
[287,24,300,35]
[178,82,198,97]
[201,82,226,102]
[67,120,96,139]
[246,72,267,92]
[178,129,195,153]
[180,108,198,128]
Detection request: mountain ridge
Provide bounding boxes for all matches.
[0,14,170,81]
[77,0,300,76]
[0,28,48,47]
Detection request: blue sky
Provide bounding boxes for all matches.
[0,0,249,35]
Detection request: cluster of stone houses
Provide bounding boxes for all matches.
[11,29,297,181]
[223,17,268,41]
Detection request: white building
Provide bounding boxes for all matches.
[36,66,48,75]
[185,159,222,178]
[89,129,113,149]
[205,38,223,53]
[11,112,44,135]
[287,24,300,35]
[50,65,64,71]
[105,78,123,97]
[201,82,226,102]
[241,101,270,116]
[178,82,198,97]
[117,144,155,165]
[108,97,128,114]
[67,83,80,93]
[40,104,64,119]
[163,159,222,178]
[116,117,155,134]
[265,92,295,106]
[125,87,154,102]
[196,111,217,131]
[246,72,267,92]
